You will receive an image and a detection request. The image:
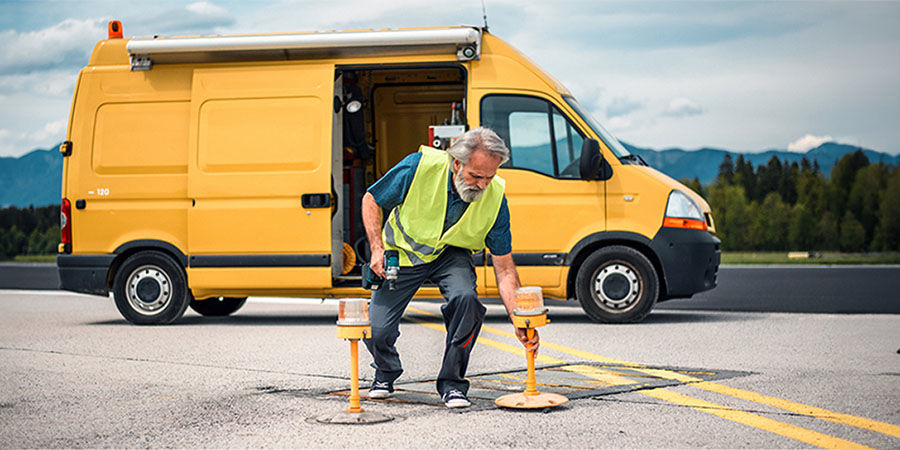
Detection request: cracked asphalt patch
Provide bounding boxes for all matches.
[285,362,753,411]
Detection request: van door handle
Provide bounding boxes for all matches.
[301,193,332,208]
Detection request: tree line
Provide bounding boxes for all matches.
[0,205,59,260]
[681,150,900,252]
[2,149,899,259]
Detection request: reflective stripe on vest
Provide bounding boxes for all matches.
[383,146,505,267]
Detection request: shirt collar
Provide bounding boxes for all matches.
[447,169,460,199]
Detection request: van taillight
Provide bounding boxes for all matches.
[61,199,72,244]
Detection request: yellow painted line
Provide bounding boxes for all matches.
[641,387,872,450]
[405,314,635,386]
[404,305,886,447]
[638,368,900,439]
[405,314,560,366]
[560,363,639,387]
[408,305,638,367]
[410,305,898,440]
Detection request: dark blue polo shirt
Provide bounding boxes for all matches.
[367,152,512,256]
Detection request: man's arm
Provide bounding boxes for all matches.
[362,192,385,278]
[492,252,539,353]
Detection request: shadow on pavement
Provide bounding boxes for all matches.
[87,314,337,327]
[481,309,763,325]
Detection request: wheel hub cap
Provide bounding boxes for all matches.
[593,263,640,311]
[126,265,172,315]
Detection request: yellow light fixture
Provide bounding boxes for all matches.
[317,299,392,424]
[495,287,568,410]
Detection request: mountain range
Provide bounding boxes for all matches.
[2,141,898,208]
[624,142,899,185]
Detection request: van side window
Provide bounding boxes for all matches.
[481,95,585,178]
[553,109,584,178]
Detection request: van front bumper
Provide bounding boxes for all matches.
[57,254,114,296]
[649,227,720,300]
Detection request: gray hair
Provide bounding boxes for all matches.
[447,127,510,165]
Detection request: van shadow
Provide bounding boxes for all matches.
[88,302,763,327]
[482,308,763,325]
[88,314,338,327]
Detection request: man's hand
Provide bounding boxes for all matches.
[515,327,540,354]
[492,252,540,353]
[369,244,385,278]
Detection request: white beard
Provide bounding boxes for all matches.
[454,169,485,203]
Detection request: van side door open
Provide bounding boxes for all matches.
[186,64,336,297]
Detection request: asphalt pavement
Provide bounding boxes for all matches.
[0,291,897,448]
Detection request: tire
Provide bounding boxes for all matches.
[112,250,191,325]
[575,245,659,323]
[189,297,247,317]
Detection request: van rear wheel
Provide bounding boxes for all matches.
[112,250,191,325]
[189,297,247,317]
[575,246,658,323]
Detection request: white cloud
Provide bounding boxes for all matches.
[0,70,76,96]
[606,96,644,118]
[607,116,633,131]
[237,0,477,35]
[35,119,67,142]
[787,134,832,152]
[0,18,107,75]
[0,119,67,157]
[143,1,234,34]
[186,1,229,16]
[663,97,704,117]
[836,135,860,147]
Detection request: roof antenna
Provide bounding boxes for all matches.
[481,0,489,31]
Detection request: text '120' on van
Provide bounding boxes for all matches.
[57,21,720,325]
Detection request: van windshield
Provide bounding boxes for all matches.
[563,96,632,159]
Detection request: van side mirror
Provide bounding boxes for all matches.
[579,138,610,180]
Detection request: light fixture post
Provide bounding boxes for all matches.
[316,299,393,424]
[495,287,568,410]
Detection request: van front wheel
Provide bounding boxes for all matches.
[189,297,247,317]
[575,246,658,323]
[112,251,191,325]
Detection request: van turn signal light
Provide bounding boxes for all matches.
[663,216,707,231]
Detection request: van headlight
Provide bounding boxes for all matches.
[663,190,707,231]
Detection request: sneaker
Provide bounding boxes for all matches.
[442,389,471,408]
[368,380,393,399]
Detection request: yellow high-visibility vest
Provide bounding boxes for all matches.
[383,146,505,266]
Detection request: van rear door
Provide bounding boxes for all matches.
[186,63,336,294]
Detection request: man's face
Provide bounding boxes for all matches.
[452,148,502,203]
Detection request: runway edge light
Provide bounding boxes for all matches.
[495,287,568,410]
[316,299,392,424]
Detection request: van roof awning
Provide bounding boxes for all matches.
[125,26,482,71]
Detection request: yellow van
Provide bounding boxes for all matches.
[57,22,719,324]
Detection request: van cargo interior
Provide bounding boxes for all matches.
[335,66,466,283]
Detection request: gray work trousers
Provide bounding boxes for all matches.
[364,246,486,396]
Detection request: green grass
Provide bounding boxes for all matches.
[11,254,57,263]
[722,252,900,265]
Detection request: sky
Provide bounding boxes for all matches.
[1,0,899,158]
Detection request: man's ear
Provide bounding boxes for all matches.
[452,158,462,172]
